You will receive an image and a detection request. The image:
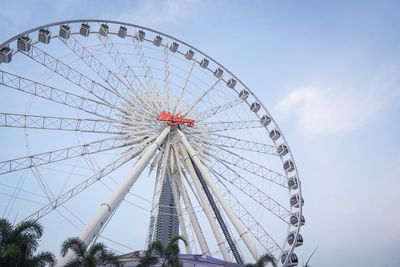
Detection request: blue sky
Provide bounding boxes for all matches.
[1,1,400,267]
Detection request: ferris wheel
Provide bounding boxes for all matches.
[0,20,304,266]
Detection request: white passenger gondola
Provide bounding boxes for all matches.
[281,251,299,266]
[38,29,51,44]
[214,67,223,78]
[239,90,249,100]
[118,26,127,38]
[170,42,178,52]
[250,102,261,112]
[260,115,271,126]
[290,193,304,208]
[80,23,90,37]
[269,129,281,140]
[227,78,237,89]
[287,231,303,247]
[59,25,70,39]
[99,24,109,36]
[153,35,162,46]
[138,30,145,41]
[283,160,295,172]
[185,49,194,60]
[17,36,31,52]
[290,212,305,227]
[200,58,209,68]
[277,144,288,156]
[0,47,12,63]
[288,177,298,190]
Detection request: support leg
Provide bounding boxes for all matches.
[59,127,170,266]
[178,142,231,261]
[177,129,261,261]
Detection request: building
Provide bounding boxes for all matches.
[115,251,242,267]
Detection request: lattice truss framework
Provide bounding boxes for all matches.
[0,20,304,267]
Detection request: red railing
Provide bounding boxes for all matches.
[157,111,195,127]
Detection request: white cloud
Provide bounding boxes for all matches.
[275,87,384,134]
[274,67,399,135]
[114,0,202,27]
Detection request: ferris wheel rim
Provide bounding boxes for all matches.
[0,19,304,266]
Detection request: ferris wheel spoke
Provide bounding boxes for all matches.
[58,35,135,104]
[210,168,283,254]
[0,112,122,134]
[189,133,278,156]
[174,60,196,114]
[95,32,159,113]
[146,162,164,245]
[130,35,161,95]
[169,171,192,254]
[22,44,125,107]
[122,107,158,123]
[122,120,157,130]
[122,129,161,142]
[207,157,291,223]
[60,127,171,267]
[178,130,260,262]
[0,20,304,264]
[121,121,158,132]
[208,146,288,187]
[0,70,118,120]
[183,77,223,116]
[169,154,211,256]
[122,122,159,133]
[128,50,164,114]
[195,120,263,132]
[177,143,231,260]
[22,148,137,223]
[163,46,173,111]
[0,136,132,175]
[190,97,245,121]
[123,98,160,120]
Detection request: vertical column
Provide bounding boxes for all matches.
[178,142,231,261]
[59,127,170,266]
[177,129,260,261]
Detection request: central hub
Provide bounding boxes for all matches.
[157,111,195,127]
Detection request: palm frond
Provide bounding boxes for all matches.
[0,243,22,265]
[88,242,107,258]
[0,218,13,239]
[27,251,57,267]
[63,257,83,267]
[61,237,87,258]
[12,219,43,239]
[98,250,120,266]
[147,240,164,257]
[168,235,188,247]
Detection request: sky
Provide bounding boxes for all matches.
[1,1,400,267]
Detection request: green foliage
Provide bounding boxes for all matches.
[0,218,56,267]
[138,235,188,267]
[61,237,120,267]
[245,253,277,267]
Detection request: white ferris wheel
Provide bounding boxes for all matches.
[0,20,304,266]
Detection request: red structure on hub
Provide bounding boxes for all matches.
[157,111,196,127]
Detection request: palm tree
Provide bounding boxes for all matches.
[138,235,188,267]
[0,218,56,267]
[60,237,120,267]
[245,253,277,267]
[303,246,318,267]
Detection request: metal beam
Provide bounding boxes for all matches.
[0,137,130,175]
[0,113,121,134]
[59,127,170,266]
[178,142,230,261]
[0,70,117,120]
[177,129,261,261]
